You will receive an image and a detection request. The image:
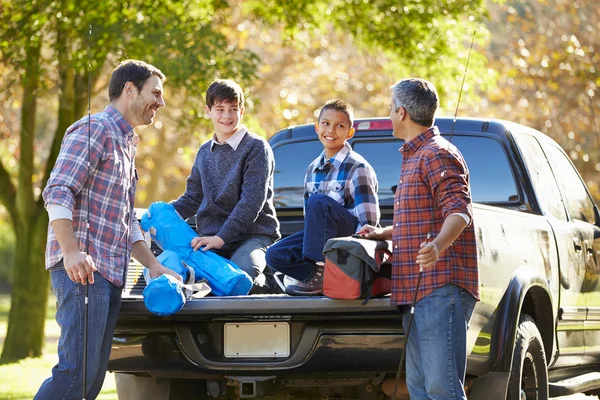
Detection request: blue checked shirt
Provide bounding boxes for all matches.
[304,142,380,229]
[43,105,142,287]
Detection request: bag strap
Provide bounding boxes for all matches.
[181,261,211,299]
[375,248,393,267]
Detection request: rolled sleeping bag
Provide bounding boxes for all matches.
[141,201,252,296]
[142,250,186,316]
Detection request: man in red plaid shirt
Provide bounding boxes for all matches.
[358,78,479,400]
[36,60,181,400]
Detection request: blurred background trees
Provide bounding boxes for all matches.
[0,0,598,362]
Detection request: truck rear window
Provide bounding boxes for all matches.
[272,135,518,208]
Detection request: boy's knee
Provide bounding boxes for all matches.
[306,193,331,211]
[265,244,283,267]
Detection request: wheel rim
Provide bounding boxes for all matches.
[521,353,539,399]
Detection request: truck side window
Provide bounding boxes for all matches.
[513,133,567,220]
[353,136,518,205]
[545,145,596,224]
[272,140,324,208]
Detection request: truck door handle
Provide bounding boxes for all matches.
[573,237,583,252]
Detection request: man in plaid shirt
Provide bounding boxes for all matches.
[36,60,180,400]
[358,79,479,399]
[266,99,380,295]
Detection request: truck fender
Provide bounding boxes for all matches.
[490,266,555,373]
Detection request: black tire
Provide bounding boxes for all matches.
[507,314,549,400]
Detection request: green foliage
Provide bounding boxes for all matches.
[242,0,494,103]
[482,0,600,200]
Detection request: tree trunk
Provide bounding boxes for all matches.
[0,42,49,362]
[1,213,49,361]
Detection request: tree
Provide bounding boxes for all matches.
[0,0,492,361]
[0,0,258,362]
[481,0,600,198]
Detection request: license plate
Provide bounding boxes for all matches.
[224,322,290,358]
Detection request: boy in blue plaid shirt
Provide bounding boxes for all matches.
[266,99,380,295]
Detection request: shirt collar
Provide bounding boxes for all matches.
[210,125,248,151]
[105,105,134,139]
[400,126,439,155]
[312,142,352,171]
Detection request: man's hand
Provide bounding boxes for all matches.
[355,224,392,240]
[416,241,440,268]
[191,235,225,251]
[64,251,97,285]
[147,262,182,282]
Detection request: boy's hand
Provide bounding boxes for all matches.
[191,235,225,251]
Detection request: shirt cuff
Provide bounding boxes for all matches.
[131,219,145,243]
[450,212,471,225]
[47,204,73,222]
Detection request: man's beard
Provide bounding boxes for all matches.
[132,100,152,126]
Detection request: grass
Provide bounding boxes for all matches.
[0,294,117,400]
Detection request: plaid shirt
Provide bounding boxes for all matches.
[43,105,140,287]
[304,142,379,228]
[391,127,479,305]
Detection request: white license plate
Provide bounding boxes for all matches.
[224,322,290,358]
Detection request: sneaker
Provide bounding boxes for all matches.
[285,262,325,296]
[283,275,300,287]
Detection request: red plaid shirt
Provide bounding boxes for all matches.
[391,127,479,305]
[43,106,139,287]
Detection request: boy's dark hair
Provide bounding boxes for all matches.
[318,99,354,126]
[109,60,165,101]
[205,79,245,109]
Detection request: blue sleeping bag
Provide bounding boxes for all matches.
[143,250,187,316]
[141,201,253,296]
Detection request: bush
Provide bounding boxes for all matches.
[0,223,15,287]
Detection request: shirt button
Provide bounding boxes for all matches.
[399,180,402,184]
[396,201,400,205]
[396,223,399,227]
[394,245,398,249]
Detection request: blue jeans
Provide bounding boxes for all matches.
[266,194,358,281]
[399,284,476,400]
[35,265,122,400]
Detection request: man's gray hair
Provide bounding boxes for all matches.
[390,78,439,127]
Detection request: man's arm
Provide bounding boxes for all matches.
[417,214,468,268]
[51,219,97,284]
[356,224,393,240]
[418,147,473,267]
[131,240,182,281]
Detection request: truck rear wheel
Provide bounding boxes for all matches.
[507,315,549,400]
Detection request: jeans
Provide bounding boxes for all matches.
[35,265,122,400]
[215,234,275,293]
[266,194,358,281]
[399,284,476,400]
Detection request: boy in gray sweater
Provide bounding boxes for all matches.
[171,79,281,294]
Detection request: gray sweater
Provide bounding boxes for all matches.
[171,132,281,243]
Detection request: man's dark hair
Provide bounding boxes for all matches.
[390,78,439,127]
[318,99,354,126]
[108,60,165,101]
[205,79,245,109]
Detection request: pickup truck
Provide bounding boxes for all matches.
[108,117,600,400]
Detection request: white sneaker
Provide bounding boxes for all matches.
[283,275,300,287]
[272,272,286,292]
